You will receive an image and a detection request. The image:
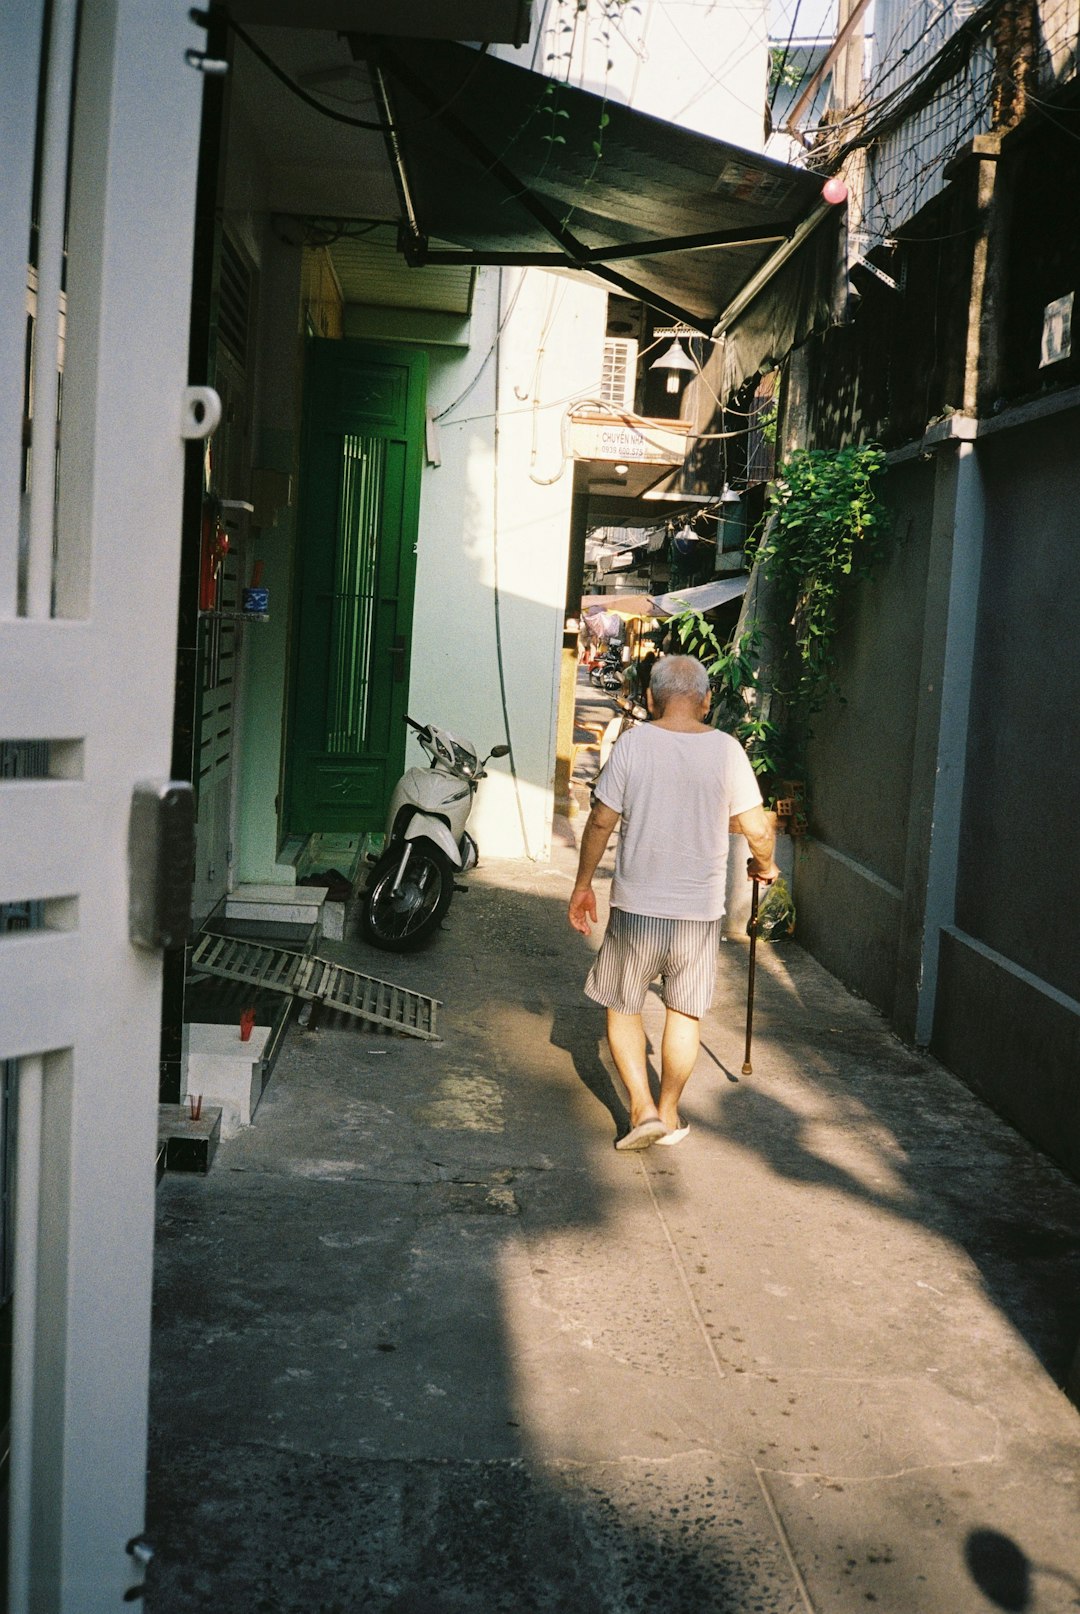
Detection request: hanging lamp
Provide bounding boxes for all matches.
[649,338,697,394]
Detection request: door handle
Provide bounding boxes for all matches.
[390,637,407,683]
[128,781,196,949]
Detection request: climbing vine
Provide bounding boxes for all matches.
[668,444,890,801]
[748,443,890,724]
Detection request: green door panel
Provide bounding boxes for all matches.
[286,341,426,836]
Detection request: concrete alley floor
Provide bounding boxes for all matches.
[146,832,1080,1614]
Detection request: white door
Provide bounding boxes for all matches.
[0,2,207,1607]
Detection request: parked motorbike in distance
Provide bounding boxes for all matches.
[361,716,509,952]
[597,693,648,775]
[589,646,625,693]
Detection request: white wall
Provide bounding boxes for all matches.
[507,0,770,151]
[409,267,606,859]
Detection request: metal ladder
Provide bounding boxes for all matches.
[190,933,441,1041]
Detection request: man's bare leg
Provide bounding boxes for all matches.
[606,1009,661,1130]
[657,1008,701,1132]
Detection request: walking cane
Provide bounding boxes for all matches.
[742,878,761,1076]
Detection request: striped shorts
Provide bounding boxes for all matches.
[585,908,722,1019]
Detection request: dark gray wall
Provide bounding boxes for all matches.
[933,929,1080,1178]
[931,411,1080,1176]
[789,411,1080,1179]
[795,459,934,1016]
[954,415,1080,995]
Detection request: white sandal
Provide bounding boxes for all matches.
[655,1124,690,1147]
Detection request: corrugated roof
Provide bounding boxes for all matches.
[328,226,474,314]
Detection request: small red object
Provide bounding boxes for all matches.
[822,176,848,205]
[199,510,230,611]
[188,1093,203,1121]
[240,1008,256,1042]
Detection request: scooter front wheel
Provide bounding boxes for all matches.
[361,838,454,951]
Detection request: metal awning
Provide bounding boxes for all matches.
[652,577,746,615]
[362,40,828,335]
[581,577,747,620]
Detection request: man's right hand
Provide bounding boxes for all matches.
[568,886,597,935]
[732,804,778,886]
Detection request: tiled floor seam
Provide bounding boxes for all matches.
[638,1154,819,1614]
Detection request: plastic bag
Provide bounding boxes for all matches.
[751,876,796,941]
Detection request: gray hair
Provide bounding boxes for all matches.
[649,655,710,710]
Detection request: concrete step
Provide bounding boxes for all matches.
[224,880,350,942]
[225,883,328,926]
[183,1020,273,1138]
[157,1103,222,1174]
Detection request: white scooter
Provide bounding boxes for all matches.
[361,715,509,952]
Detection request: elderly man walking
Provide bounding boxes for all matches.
[568,655,779,1150]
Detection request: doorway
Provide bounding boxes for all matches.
[285,340,427,838]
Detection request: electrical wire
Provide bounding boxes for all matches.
[228,20,388,131]
[821,0,1001,157]
[433,272,527,421]
[832,7,947,127]
[1006,79,1080,145]
[685,340,781,430]
[273,216,388,248]
[687,341,729,414]
[442,387,759,437]
[228,22,492,136]
[782,2,1002,250]
[661,4,777,131]
[855,0,981,118]
[490,274,534,860]
[435,280,759,446]
[298,83,383,113]
[860,61,994,243]
[529,279,571,482]
[795,0,997,154]
[768,0,807,117]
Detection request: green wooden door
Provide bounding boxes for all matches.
[286,340,426,834]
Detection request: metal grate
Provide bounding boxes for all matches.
[190,933,441,1041]
[217,235,252,366]
[327,434,385,753]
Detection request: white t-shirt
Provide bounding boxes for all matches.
[593,723,762,921]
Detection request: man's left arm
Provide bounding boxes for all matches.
[568,800,620,934]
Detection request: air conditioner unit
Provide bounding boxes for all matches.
[600,337,638,412]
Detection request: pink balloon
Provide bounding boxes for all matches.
[822,177,848,205]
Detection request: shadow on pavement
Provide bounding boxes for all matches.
[146,858,1080,1612]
